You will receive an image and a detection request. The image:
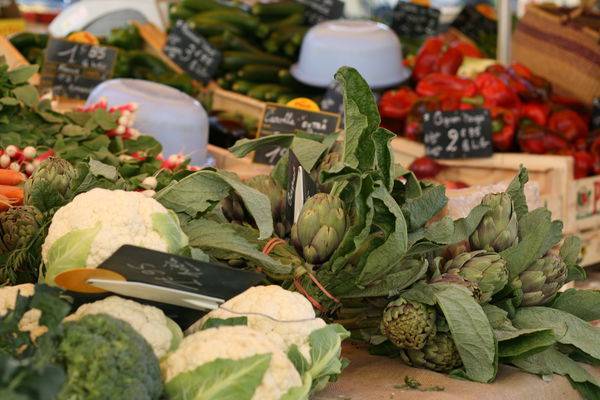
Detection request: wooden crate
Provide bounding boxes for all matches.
[391,136,600,266]
[207,144,272,180]
[209,83,267,121]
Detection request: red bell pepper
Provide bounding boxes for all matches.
[572,151,594,179]
[438,47,463,76]
[404,97,440,142]
[548,109,588,142]
[412,36,481,81]
[449,41,483,58]
[491,108,516,151]
[409,156,444,179]
[475,72,521,109]
[416,73,477,99]
[520,102,550,126]
[518,123,569,154]
[379,87,419,119]
[413,37,445,82]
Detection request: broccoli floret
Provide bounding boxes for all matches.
[57,314,162,400]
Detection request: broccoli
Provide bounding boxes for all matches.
[57,314,162,400]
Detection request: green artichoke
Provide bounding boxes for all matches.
[24,157,77,214]
[431,273,483,303]
[518,254,567,306]
[246,175,289,238]
[401,333,462,372]
[470,193,518,252]
[443,250,509,303]
[290,193,346,265]
[313,151,342,193]
[380,297,436,350]
[0,206,44,252]
[221,192,246,225]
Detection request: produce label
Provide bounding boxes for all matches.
[254,103,341,165]
[163,20,222,82]
[320,80,344,116]
[286,149,317,224]
[41,38,118,100]
[591,98,600,131]
[423,109,493,159]
[451,5,496,42]
[296,0,344,25]
[391,2,440,38]
[99,245,263,300]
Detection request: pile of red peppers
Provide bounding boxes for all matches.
[381,35,597,179]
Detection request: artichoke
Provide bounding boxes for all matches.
[290,193,346,265]
[380,297,436,350]
[221,192,247,225]
[401,333,462,372]
[431,273,482,303]
[0,206,44,252]
[470,193,518,252]
[24,157,77,214]
[313,151,342,193]
[443,250,509,303]
[246,175,289,238]
[518,254,567,306]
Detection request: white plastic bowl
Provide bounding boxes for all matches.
[86,79,209,165]
[291,19,410,89]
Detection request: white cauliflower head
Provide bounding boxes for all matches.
[162,325,304,400]
[188,285,326,361]
[0,284,47,341]
[65,296,182,359]
[41,188,188,285]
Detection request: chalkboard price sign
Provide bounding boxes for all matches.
[163,20,222,82]
[99,245,263,300]
[41,38,118,100]
[423,109,493,159]
[253,103,341,165]
[320,80,344,116]
[451,5,496,42]
[591,98,600,131]
[391,2,440,38]
[296,0,344,25]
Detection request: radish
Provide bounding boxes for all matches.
[22,146,36,160]
[9,162,20,172]
[141,176,158,190]
[0,154,11,168]
[5,145,18,158]
[24,162,35,176]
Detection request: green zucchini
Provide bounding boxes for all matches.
[247,84,289,101]
[180,0,227,13]
[237,64,281,83]
[265,13,304,30]
[263,85,291,101]
[277,69,296,86]
[208,34,226,49]
[276,94,298,104]
[251,2,305,18]
[196,9,260,32]
[222,31,262,53]
[9,32,48,52]
[222,51,292,70]
[216,77,232,90]
[169,4,196,22]
[231,80,257,94]
[283,42,298,58]
[187,17,243,37]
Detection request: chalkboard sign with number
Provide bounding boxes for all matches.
[591,98,600,131]
[163,20,222,82]
[253,103,341,165]
[41,38,117,100]
[423,109,493,159]
[451,5,496,41]
[99,245,263,300]
[296,0,344,25]
[391,2,440,38]
[320,80,344,116]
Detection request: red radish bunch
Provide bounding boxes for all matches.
[80,99,141,140]
[0,145,54,176]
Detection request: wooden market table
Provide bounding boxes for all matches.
[316,344,599,400]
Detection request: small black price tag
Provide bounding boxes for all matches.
[286,149,317,225]
[451,5,497,41]
[41,38,118,100]
[423,109,493,159]
[99,245,264,300]
[591,98,600,131]
[253,103,341,165]
[391,2,440,38]
[163,20,222,82]
[296,0,344,25]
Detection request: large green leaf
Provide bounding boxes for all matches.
[45,224,101,284]
[152,211,189,253]
[229,134,294,157]
[165,354,271,400]
[433,284,497,382]
[505,166,529,219]
[550,289,600,322]
[306,324,349,389]
[7,65,38,85]
[513,307,600,361]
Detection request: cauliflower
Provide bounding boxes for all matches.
[162,325,306,400]
[65,296,183,359]
[187,285,349,394]
[41,188,188,285]
[0,284,47,341]
[187,285,325,361]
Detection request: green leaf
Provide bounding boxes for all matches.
[550,289,600,322]
[152,211,189,253]
[7,65,38,84]
[165,353,271,400]
[560,236,582,267]
[372,127,396,191]
[280,374,312,400]
[287,344,310,375]
[0,97,19,106]
[124,135,162,158]
[423,204,489,244]
[184,218,292,278]
[202,317,248,330]
[44,224,101,284]
[505,166,529,219]
[432,284,497,382]
[92,108,118,130]
[510,347,600,388]
[289,137,329,172]
[513,307,600,361]
[229,134,294,157]
[306,324,350,390]
[497,329,556,359]
[401,184,448,232]
[88,159,119,181]
[12,85,38,108]
[61,124,89,137]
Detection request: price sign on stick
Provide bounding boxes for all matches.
[296,0,344,25]
[391,2,440,38]
[286,149,317,225]
[423,109,493,159]
[253,103,341,165]
[163,20,222,82]
[41,38,117,100]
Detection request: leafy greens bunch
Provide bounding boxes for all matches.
[155,66,599,398]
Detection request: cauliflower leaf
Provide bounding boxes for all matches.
[152,211,189,253]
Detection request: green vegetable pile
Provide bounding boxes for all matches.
[152,66,600,398]
[171,0,319,103]
[10,25,196,96]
